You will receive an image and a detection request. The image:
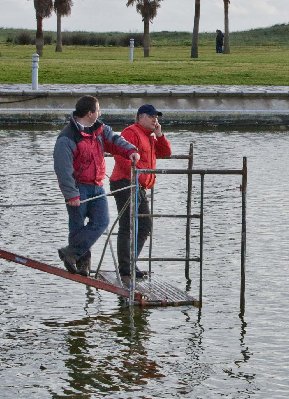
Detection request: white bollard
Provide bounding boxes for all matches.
[129,38,134,62]
[32,53,39,90]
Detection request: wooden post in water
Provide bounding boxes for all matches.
[240,157,247,314]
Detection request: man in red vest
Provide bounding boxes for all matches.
[110,104,172,278]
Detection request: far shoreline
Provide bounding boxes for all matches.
[1,83,289,129]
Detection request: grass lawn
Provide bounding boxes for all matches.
[0,43,289,85]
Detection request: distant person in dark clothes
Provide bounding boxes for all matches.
[216,29,224,53]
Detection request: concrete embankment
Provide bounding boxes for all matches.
[1,84,289,128]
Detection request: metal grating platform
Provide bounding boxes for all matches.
[97,271,199,307]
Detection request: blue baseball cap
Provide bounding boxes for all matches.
[137,104,162,117]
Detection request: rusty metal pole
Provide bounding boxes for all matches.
[240,157,247,315]
[129,163,137,306]
[185,143,193,281]
[148,187,154,275]
[199,173,204,308]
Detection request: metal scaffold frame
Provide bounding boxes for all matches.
[129,143,247,313]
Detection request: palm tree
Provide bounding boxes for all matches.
[34,0,53,56]
[223,0,230,54]
[126,0,163,57]
[191,0,200,58]
[54,0,73,52]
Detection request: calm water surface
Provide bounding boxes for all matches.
[0,128,288,398]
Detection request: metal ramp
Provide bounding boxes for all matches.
[0,249,198,307]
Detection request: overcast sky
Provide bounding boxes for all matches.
[1,0,289,33]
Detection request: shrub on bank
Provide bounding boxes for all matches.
[4,30,144,47]
[61,32,143,47]
[7,31,53,45]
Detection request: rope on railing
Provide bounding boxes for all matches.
[0,185,135,208]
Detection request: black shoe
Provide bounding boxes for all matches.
[58,247,78,274]
[136,269,147,279]
[119,268,147,279]
[76,251,91,277]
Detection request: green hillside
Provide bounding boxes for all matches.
[0,24,289,47]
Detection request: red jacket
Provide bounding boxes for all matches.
[110,123,171,189]
[54,118,137,200]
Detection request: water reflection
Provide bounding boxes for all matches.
[45,290,164,398]
[221,314,257,399]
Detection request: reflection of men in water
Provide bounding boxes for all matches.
[50,301,163,397]
[216,29,224,53]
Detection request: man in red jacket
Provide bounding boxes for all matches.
[54,95,140,276]
[110,104,172,278]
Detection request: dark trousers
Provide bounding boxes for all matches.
[110,179,152,274]
[216,44,223,53]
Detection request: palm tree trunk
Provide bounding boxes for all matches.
[35,16,44,56]
[143,16,150,57]
[223,0,230,54]
[55,11,63,52]
[191,0,200,58]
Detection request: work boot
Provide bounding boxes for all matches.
[76,251,91,277]
[58,247,78,274]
